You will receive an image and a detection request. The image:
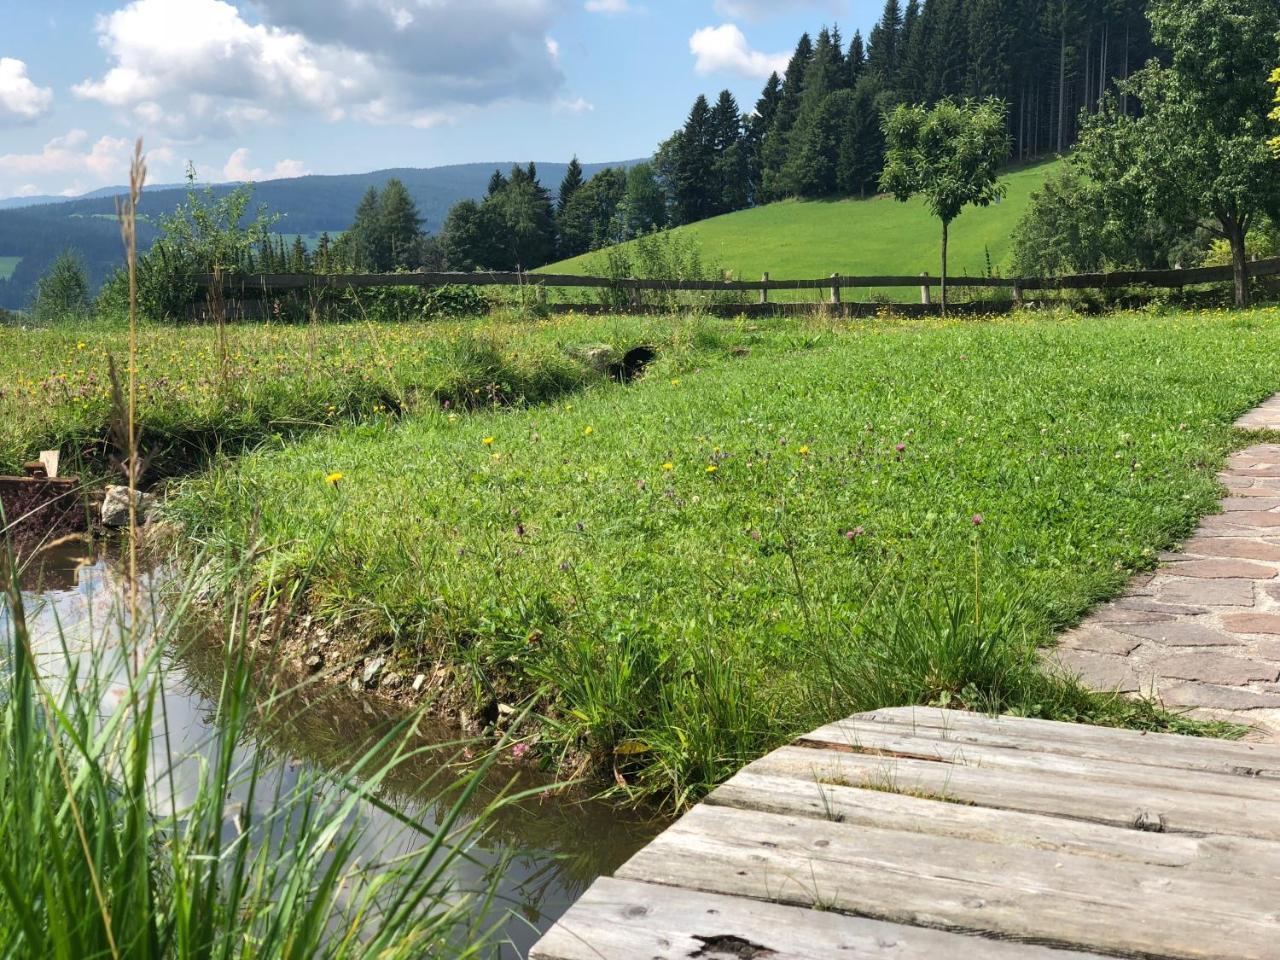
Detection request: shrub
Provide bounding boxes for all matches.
[587,231,743,310]
[31,250,91,323]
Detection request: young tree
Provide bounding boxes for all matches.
[346,186,384,270]
[1076,0,1280,306]
[558,156,585,215]
[441,199,496,271]
[32,250,90,322]
[880,97,1011,315]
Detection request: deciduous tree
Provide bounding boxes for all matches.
[880,97,1011,314]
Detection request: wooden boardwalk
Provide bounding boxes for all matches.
[531,707,1280,960]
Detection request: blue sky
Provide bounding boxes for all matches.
[0,0,881,199]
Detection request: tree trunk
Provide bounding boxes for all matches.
[1227,217,1251,308]
[941,220,950,318]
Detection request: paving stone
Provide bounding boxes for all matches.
[1091,607,1175,625]
[1222,613,1280,635]
[1155,654,1280,685]
[1156,577,1256,606]
[1221,498,1280,511]
[1111,598,1211,616]
[1157,558,1277,579]
[1226,467,1280,477]
[1222,487,1279,498]
[1252,640,1280,660]
[1180,538,1280,562]
[1263,582,1280,603]
[1057,625,1143,655]
[1114,620,1245,647]
[1161,682,1280,711]
[1222,511,1280,528]
[1048,650,1141,692]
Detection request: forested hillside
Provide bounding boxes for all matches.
[0,160,637,309]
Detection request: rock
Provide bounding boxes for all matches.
[361,657,385,687]
[101,485,156,528]
[412,673,427,692]
[303,653,324,673]
[381,671,403,690]
[497,702,516,716]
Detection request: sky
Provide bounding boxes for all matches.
[0,0,882,199]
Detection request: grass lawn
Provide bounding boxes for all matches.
[0,256,19,281]
[0,311,747,478]
[168,305,1280,807]
[543,160,1058,302]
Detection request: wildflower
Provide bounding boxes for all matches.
[798,445,810,456]
[483,436,495,446]
[76,341,86,351]
[845,526,866,541]
[515,523,526,538]
[972,514,984,526]
[896,443,906,453]
[584,425,594,436]
[706,464,718,474]
[325,472,344,487]
[511,742,530,760]
[671,378,681,386]
[662,462,674,471]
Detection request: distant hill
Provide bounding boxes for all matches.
[0,160,642,309]
[543,160,1059,299]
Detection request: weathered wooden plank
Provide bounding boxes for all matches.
[845,706,1280,777]
[530,877,1113,960]
[616,804,1280,960]
[792,722,1280,800]
[706,771,1280,879]
[747,745,1280,840]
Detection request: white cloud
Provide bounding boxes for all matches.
[713,0,841,20]
[555,96,595,113]
[584,0,630,12]
[222,147,309,181]
[74,0,569,135]
[0,58,54,123]
[690,24,788,79]
[0,131,178,197]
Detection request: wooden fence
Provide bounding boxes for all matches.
[194,256,1280,316]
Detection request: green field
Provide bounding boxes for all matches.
[168,305,1276,806]
[0,311,722,479]
[0,257,19,281]
[546,160,1058,298]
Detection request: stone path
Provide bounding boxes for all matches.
[1049,396,1280,739]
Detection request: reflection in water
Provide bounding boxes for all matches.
[2,545,661,957]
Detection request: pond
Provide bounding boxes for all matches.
[3,540,661,956]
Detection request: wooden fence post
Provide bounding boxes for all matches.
[760,272,769,305]
[830,274,841,306]
[1012,282,1024,307]
[920,273,931,306]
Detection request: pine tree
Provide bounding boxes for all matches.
[379,178,424,270]
[867,0,904,79]
[746,72,784,202]
[290,235,309,273]
[709,90,748,214]
[347,186,383,271]
[847,31,867,88]
[487,169,507,197]
[558,157,585,214]
[671,95,720,224]
[761,33,814,200]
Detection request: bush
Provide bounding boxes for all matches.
[338,283,490,323]
[587,231,743,310]
[31,250,91,323]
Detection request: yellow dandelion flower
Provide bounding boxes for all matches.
[584,425,594,436]
[706,464,718,474]
[670,378,681,386]
[798,445,810,456]
[483,436,495,446]
[76,342,86,351]
[663,462,674,471]
[325,472,344,486]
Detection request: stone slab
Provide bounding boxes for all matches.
[1161,682,1280,711]
[1158,559,1277,579]
[1156,578,1256,607]
[1181,538,1280,563]
[1156,654,1280,686]
[1048,651,1141,693]
[1114,620,1244,647]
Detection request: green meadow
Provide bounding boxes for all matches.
[545,161,1058,298]
[167,305,1276,807]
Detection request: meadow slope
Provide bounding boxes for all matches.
[546,160,1057,293]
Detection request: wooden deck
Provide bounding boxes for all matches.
[531,707,1280,960]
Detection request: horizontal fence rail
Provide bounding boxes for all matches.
[194,256,1280,299]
